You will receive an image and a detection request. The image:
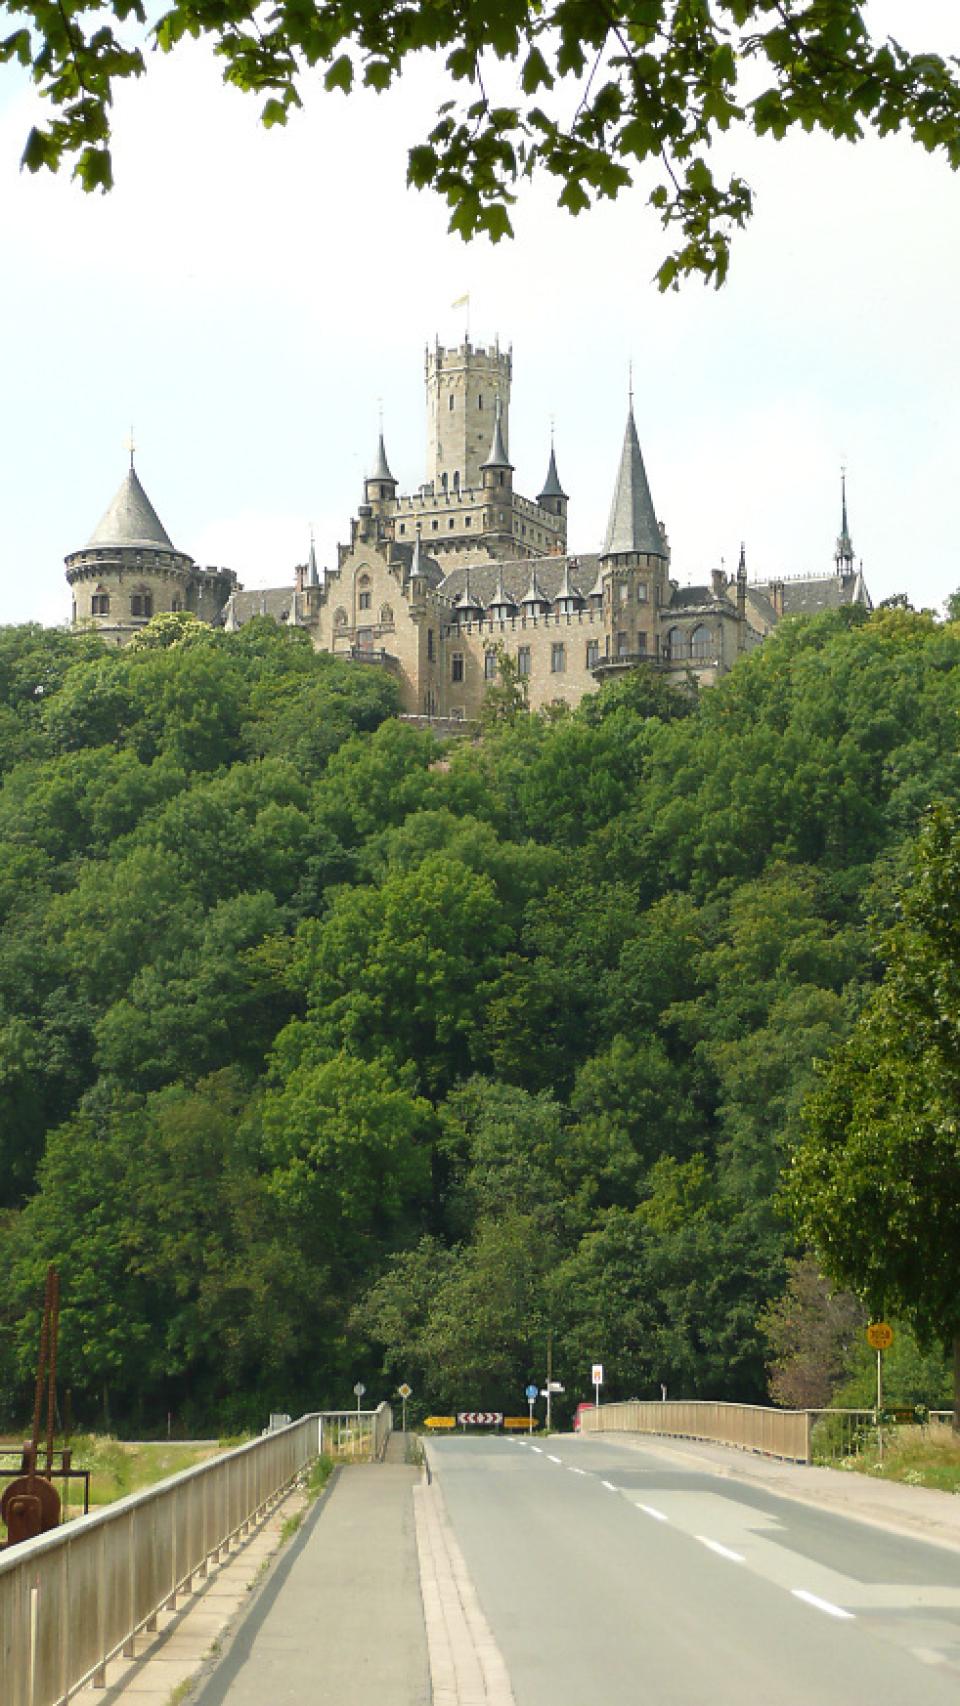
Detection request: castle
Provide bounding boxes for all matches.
[66,339,871,717]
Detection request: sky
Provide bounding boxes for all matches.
[0,2,958,628]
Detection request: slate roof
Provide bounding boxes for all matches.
[88,465,176,551]
[602,408,666,558]
[481,397,513,470]
[370,433,396,484]
[750,571,870,617]
[538,444,567,501]
[440,553,598,610]
[668,585,716,610]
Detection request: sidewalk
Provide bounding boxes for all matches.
[581,1429,960,1552]
[192,1463,429,1706]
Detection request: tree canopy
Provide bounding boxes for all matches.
[2,1,959,285]
[2,604,960,1428]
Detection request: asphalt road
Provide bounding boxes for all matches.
[429,1433,960,1706]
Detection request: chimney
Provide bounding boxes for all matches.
[711,567,726,598]
[770,580,785,619]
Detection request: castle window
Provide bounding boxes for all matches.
[551,642,566,674]
[617,582,628,605]
[666,627,685,660]
[432,520,439,531]
[452,652,464,682]
[130,588,153,618]
[399,523,406,535]
[478,394,483,409]
[517,646,531,676]
[637,582,648,602]
[691,624,713,659]
[334,608,348,626]
[379,604,394,627]
[617,631,629,656]
[586,640,599,668]
[449,518,455,529]
[449,394,455,411]
[441,472,448,491]
[484,651,497,681]
[91,587,110,615]
[465,516,472,527]
[359,590,371,610]
[636,632,647,653]
[427,629,435,661]
[453,471,460,492]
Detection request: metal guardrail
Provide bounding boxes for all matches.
[581,1399,813,1462]
[319,1404,393,1462]
[0,1402,393,1706]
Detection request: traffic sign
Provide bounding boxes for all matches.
[398,1383,412,1399]
[866,1323,894,1350]
[525,1384,539,1401]
[353,1381,366,1397]
[504,1416,539,1430]
[547,1381,565,1393]
[456,1412,503,1426]
[425,1416,456,1429]
[591,1364,604,1386]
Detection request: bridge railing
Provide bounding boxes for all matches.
[319,1404,393,1462]
[0,1402,392,1706]
[581,1399,813,1463]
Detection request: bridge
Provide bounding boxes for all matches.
[3,1400,960,1705]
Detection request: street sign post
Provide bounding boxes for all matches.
[525,1383,538,1435]
[866,1325,894,1460]
[591,1363,603,1412]
[398,1382,412,1432]
[353,1380,365,1422]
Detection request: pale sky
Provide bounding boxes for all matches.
[0,2,957,628]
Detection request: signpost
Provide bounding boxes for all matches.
[525,1383,538,1434]
[456,1412,503,1427]
[353,1380,366,1423]
[866,1324,894,1461]
[398,1382,412,1433]
[592,1363,603,1413]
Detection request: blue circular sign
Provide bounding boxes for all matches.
[525,1384,539,1400]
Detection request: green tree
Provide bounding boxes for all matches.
[5,4,960,287]
[788,804,960,1421]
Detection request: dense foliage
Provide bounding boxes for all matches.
[1,603,959,1431]
[3,1,960,286]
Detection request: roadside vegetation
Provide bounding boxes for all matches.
[0,604,958,1431]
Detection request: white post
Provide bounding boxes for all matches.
[528,1397,534,1435]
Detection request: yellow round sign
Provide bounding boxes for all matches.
[866,1322,894,1350]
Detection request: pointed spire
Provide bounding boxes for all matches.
[481,395,513,470]
[836,467,855,572]
[521,563,551,612]
[488,565,518,618]
[306,530,320,588]
[538,439,567,503]
[455,562,485,617]
[601,403,666,559]
[554,557,585,614]
[88,464,175,551]
[738,541,747,578]
[370,431,395,485]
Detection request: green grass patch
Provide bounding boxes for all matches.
[840,1423,960,1492]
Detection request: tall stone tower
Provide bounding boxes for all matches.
[425,339,512,495]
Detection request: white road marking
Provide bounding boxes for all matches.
[791,1590,854,1621]
[601,1480,618,1491]
[531,1446,543,1454]
[547,1454,562,1463]
[568,1467,588,1476]
[697,1537,745,1563]
[637,1504,669,1522]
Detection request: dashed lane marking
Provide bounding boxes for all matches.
[697,1537,744,1563]
[547,1454,562,1464]
[791,1590,854,1621]
[601,1480,618,1492]
[636,1504,669,1522]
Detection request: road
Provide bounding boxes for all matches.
[428,1432,960,1706]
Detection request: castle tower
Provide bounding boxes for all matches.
[425,338,512,494]
[537,440,568,524]
[598,401,670,660]
[365,431,398,514]
[65,456,236,643]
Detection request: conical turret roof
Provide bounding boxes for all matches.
[481,396,513,470]
[306,533,320,588]
[835,470,854,570]
[538,442,567,502]
[370,432,396,484]
[88,464,175,551]
[601,407,665,558]
[521,565,550,610]
[455,564,485,614]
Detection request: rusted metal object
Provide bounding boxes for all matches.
[1,1266,63,1546]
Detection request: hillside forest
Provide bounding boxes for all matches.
[0,604,957,1431]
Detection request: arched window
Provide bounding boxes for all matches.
[441,472,448,491]
[91,585,110,616]
[666,627,685,660]
[379,604,394,627]
[691,624,713,660]
[358,573,372,611]
[334,607,348,627]
[453,470,460,492]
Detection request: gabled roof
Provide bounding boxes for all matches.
[601,407,666,558]
[87,464,176,551]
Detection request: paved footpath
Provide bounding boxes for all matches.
[192,1462,430,1706]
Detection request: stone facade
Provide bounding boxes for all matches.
[68,343,871,710]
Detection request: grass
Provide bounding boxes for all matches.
[278,1452,335,1545]
[839,1423,960,1492]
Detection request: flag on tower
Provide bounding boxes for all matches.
[451,293,470,310]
